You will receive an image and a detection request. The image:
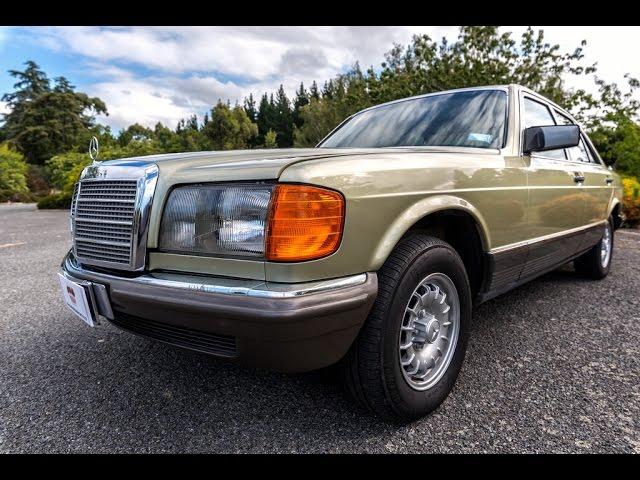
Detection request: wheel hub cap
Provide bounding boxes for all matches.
[399,273,460,391]
[426,319,441,343]
[412,314,440,346]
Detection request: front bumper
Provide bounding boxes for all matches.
[61,251,377,372]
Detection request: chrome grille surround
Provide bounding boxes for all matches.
[71,162,159,271]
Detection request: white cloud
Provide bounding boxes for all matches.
[89,72,315,130]
[91,77,198,131]
[17,26,640,130]
[166,75,246,108]
[34,26,454,80]
[81,65,257,130]
[37,26,457,129]
[0,100,9,116]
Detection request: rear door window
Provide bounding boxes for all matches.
[553,109,595,164]
[523,98,566,159]
[566,137,592,163]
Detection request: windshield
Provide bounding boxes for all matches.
[319,89,507,149]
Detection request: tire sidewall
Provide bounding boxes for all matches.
[381,243,472,419]
[593,219,614,277]
[600,219,614,274]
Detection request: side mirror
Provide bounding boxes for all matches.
[523,125,580,154]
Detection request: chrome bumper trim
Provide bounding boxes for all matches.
[62,252,369,299]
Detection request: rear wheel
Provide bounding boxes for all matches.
[342,234,471,423]
[574,218,614,279]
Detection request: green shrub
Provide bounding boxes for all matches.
[37,192,72,209]
[119,139,165,158]
[27,164,50,196]
[44,142,164,197]
[0,143,29,194]
[45,152,91,190]
[41,160,89,210]
[622,176,640,227]
[0,189,38,203]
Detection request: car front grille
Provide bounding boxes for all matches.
[70,163,158,272]
[72,179,139,268]
[109,312,238,357]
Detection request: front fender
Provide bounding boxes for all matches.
[370,195,491,271]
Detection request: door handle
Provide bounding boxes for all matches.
[573,173,585,183]
[605,177,613,185]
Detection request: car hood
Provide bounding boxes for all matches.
[100,146,497,183]
[102,148,382,183]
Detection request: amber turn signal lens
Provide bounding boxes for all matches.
[265,184,345,262]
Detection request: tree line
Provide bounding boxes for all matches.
[0,26,639,217]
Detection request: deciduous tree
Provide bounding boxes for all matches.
[203,101,258,150]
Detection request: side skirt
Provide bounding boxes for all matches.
[476,222,605,305]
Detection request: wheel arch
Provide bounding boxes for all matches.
[370,195,491,299]
[608,198,623,229]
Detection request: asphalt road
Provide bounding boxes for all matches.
[1,203,639,453]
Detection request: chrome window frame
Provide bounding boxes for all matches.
[552,108,603,166]
[580,132,606,166]
[73,161,159,272]
[519,94,569,161]
[518,87,606,167]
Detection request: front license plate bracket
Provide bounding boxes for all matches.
[58,273,103,327]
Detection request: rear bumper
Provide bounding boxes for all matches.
[61,251,377,372]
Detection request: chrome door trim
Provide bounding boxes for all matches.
[490,220,607,255]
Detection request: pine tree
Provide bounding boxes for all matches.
[53,76,74,94]
[256,93,273,138]
[322,80,335,99]
[2,61,50,108]
[274,85,293,147]
[1,61,51,160]
[243,94,260,147]
[293,82,309,129]
[1,61,107,164]
[309,81,320,101]
[186,114,198,131]
[244,93,257,121]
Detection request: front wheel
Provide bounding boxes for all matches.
[342,234,471,423]
[574,218,614,279]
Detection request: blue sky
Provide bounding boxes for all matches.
[1,26,638,132]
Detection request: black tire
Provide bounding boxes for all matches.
[342,234,472,423]
[574,218,614,280]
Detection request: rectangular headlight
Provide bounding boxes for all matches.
[159,184,274,257]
